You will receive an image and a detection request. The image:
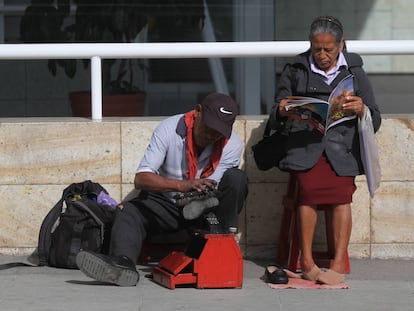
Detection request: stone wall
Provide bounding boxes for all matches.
[0,115,413,260]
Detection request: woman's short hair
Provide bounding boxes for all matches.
[309,16,344,44]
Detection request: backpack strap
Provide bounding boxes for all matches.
[65,200,106,268]
[37,197,64,266]
[74,200,105,243]
[67,222,85,268]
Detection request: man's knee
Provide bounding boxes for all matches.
[221,168,248,192]
[218,168,248,211]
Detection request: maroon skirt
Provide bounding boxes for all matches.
[292,154,356,205]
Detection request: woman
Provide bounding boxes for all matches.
[271,16,381,285]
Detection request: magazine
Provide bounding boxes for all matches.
[284,75,356,134]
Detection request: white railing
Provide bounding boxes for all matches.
[1,40,414,120]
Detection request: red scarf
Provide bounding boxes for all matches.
[184,110,228,179]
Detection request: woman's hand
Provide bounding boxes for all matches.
[341,95,365,118]
[278,98,291,117]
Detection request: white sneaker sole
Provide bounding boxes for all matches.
[182,197,219,220]
[76,252,139,287]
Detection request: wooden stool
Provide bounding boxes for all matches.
[276,175,351,273]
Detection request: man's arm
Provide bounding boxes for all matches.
[134,172,217,193]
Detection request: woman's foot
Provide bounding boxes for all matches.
[301,265,321,282]
[317,269,345,285]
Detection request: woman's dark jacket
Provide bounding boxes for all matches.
[271,50,381,176]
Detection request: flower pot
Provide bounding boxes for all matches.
[70,91,146,117]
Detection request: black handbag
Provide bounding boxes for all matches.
[252,118,287,171]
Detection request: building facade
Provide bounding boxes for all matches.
[1,0,414,117]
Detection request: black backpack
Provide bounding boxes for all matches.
[37,180,116,269]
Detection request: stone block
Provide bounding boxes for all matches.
[0,121,121,184]
[371,243,414,259]
[376,118,414,181]
[245,182,286,245]
[348,243,370,259]
[350,181,371,244]
[371,181,414,243]
[121,118,161,184]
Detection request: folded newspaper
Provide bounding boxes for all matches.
[358,106,381,198]
[285,75,356,134]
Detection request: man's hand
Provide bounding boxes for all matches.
[182,178,217,193]
[134,172,217,193]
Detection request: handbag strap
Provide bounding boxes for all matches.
[263,118,272,137]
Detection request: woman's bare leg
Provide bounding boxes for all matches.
[298,204,318,273]
[317,203,352,284]
[330,203,352,273]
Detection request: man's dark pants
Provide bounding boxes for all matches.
[110,168,248,262]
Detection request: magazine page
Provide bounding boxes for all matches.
[285,97,329,134]
[325,75,357,130]
[285,96,329,119]
[285,75,357,134]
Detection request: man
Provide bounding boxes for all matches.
[76,92,248,286]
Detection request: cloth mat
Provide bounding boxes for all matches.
[263,269,350,289]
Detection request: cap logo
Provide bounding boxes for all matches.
[219,107,233,115]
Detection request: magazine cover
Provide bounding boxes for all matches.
[285,75,356,134]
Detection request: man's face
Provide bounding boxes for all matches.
[193,106,224,148]
[310,33,343,72]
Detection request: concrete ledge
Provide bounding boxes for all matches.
[0,114,413,259]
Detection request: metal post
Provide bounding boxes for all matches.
[91,56,102,120]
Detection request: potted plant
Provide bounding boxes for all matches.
[19,0,150,117]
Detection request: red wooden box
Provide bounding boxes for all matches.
[152,232,243,289]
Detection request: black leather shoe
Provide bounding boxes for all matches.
[76,251,139,286]
[265,265,288,284]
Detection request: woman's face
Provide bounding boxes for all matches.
[310,33,343,72]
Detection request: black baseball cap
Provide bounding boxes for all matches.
[200,93,238,138]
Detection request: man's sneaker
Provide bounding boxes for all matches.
[76,251,139,286]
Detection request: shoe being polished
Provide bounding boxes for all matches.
[76,251,139,286]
